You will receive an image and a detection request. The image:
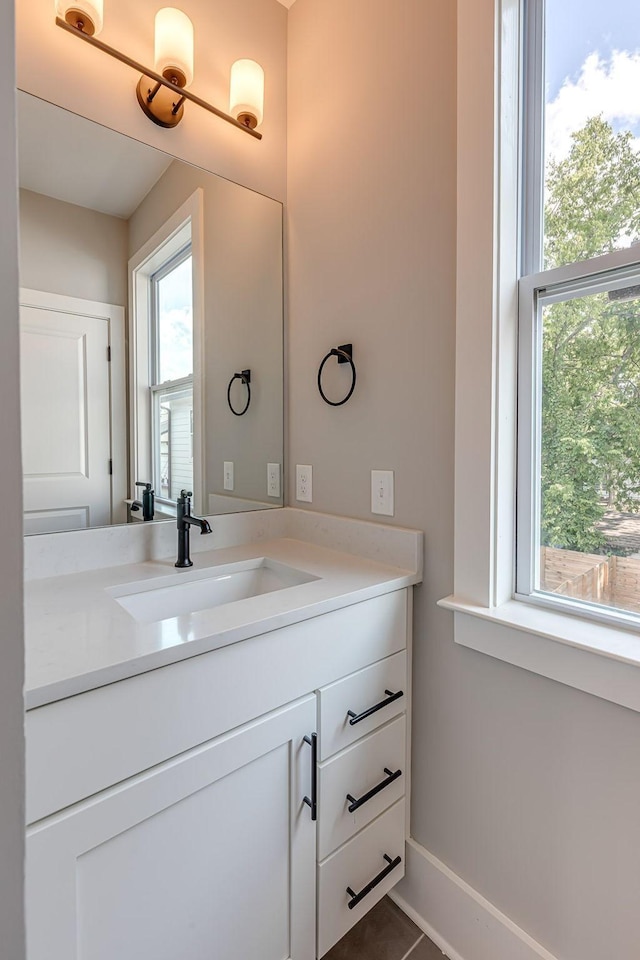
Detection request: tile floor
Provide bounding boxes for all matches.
[323,896,444,960]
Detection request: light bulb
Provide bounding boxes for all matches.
[154,8,194,88]
[230,59,264,129]
[55,0,103,36]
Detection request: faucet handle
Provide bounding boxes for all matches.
[136,481,153,492]
[180,489,193,500]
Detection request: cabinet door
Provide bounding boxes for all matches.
[27,696,316,960]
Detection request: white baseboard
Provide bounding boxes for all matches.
[389,839,559,960]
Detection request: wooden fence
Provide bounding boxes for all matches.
[541,547,640,613]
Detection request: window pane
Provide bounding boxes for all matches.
[538,283,640,615]
[543,0,640,269]
[157,255,193,383]
[156,387,193,502]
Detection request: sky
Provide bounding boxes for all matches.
[545,0,640,161]
[158,256,193,384]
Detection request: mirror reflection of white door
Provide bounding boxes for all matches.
[20,291,122,535]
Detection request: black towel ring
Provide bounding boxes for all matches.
[227,369,251,416]
[317,344,356,407]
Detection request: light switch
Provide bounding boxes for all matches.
[223,461,234,491]
[371,470,394,516]
[267,462,281,498]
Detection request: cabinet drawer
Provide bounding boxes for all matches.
[318,716,406,860]
[317,799,405,958]
[318,651,406,761]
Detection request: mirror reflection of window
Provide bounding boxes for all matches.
[150,248,193,503]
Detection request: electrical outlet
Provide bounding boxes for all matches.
[296,464,312,502]
[267,462,281,498]
[371,469,394,516]
[223,461,234,491]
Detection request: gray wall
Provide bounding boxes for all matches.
[129,160,283,509]
[287,2,640,959]
[19,189,128,305]
[0,1,25,957]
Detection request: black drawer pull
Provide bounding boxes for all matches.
[347,689,403,726]
[302,732,317,821]
[346,853,402,910]
[346,767,402,813]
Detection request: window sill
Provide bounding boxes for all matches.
[438,595,640,713]
[153,502,177,519]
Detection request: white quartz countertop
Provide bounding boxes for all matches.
[25,536,421,709]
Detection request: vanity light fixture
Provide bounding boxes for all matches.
[55,0,103,36]
[54,2,263,139]
[229,59,264,131]
[136,7,194,129]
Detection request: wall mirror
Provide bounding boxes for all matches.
[17,91,284,535]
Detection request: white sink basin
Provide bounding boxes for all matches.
[108,557,319,623]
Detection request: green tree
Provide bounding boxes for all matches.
[541,116,640,552]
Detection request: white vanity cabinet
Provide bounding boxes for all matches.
[27,697,317,960]
[26,588,411,960]
[316,651,409,956]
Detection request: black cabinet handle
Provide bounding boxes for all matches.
[346,853,402,910]
[302,732,317,821]
[346,767,402,813]
[347,689,404,726]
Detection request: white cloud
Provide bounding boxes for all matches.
[546,50,640,162]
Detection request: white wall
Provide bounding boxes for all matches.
[287,3,640,960]
[0,1,25,957]
[287,0,456,529]
[19,189,128,304]
[16,0,287,201]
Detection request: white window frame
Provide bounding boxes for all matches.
[129,189,205,515]
[517,0,640,627]
[517,252,640,630]
[149,244,194,506]
[442,0,640,715]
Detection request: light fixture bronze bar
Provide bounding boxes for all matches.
[172,96,187,116]
[55,17,263,140]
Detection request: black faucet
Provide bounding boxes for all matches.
[131,481,155,521]
[175,490,212,568]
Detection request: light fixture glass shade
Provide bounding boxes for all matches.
[154,8,194,88]
[55,0,103,36]
[230,59,264,129]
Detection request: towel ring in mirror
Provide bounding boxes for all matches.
[317,344,356,407]
[227,369,251,416]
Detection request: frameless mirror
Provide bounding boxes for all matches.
[17,92,284,535]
